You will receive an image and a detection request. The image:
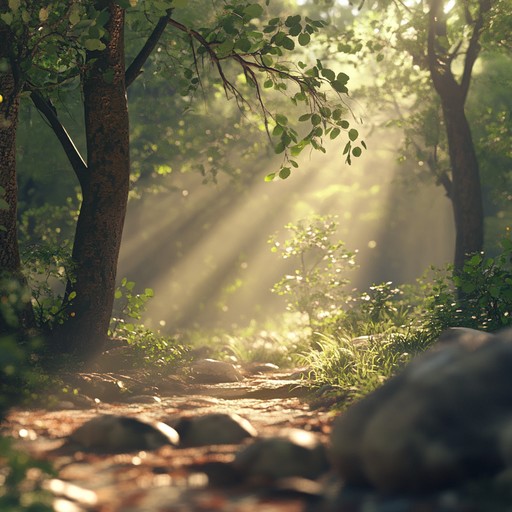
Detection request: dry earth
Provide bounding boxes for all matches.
[2,369,336,512]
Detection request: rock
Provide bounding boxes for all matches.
[69,414,179,453]
[173,413,257,447]
[125,395,162,404]
[330,327,512,492]
[190,358,243,383]
[246,362,280,374]
[235,429,329,480]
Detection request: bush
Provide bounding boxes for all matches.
[424,238,512,335]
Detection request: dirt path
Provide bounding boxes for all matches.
[2,370,335,512]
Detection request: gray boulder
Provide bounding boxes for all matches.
[330,327,512,492]
[190,358,243,383]
[174,413,257,447]
[235,429,329,480]
[69,414,179,453]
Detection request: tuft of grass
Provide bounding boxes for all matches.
[300,329,434,406]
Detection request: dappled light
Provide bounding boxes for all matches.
[120,126,454,331]
[2,0,512,510]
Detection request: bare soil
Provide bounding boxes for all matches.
[2,369,335,512]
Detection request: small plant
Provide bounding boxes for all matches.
[21,243,75,329]
[424,238,512,335]
[109,279,187,370]
[269,215,357,344]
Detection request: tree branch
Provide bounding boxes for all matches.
[125,10,173,87]
[29,90,88,188]
[460,0,491,101]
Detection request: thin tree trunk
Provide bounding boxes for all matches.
[52,3,130,361]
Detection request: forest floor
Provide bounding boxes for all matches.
[2,368,337,512]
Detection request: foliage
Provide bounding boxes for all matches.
[0,437,54,512]
[110,279,187,370]
[269,214,357,339]
[221,321,310,367]
[0,276,41,417]
[425,238,512,335]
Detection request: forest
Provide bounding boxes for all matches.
[1,0,512,510]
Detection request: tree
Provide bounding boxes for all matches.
[0,1,364,362]
[334,0,508,271]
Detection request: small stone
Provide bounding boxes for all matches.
[190,358,243,383]
[174,413,257,447]
[246,362,280,374]
[69,414,179,453]
[234,429,329,480]
[125,395,162,404]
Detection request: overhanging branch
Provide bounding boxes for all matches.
[125,10,173,87]
[30,90,88,188]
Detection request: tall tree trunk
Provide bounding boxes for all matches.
[0,26,34,333]
[439,92,484,271]
[427,0,486,272]
[52,3,130,361]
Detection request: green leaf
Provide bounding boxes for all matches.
[285,15,301,27]
[352,146,362,157]
[279,167,291,179]
[330,127,341,140]
[332,80,348,93]
[273,124,284,137]
[275,113,288,126]
[311,113,321,126]
[298,32,310,46]
[261,54,273,67]
[265,173,276,182]
[298,113,312,122]
[274,141,286,154]
[244,3,264,20]
[84,39,106,51]
[321,68,336,81]
[337,72,350,84]
[0,12,13,25]
[68,291,77,300]
[281,36,295,51]
[340,120,350,129]
[348,128,359,141]
[217,38,234,56]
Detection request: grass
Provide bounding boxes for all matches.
[299,328,435,406]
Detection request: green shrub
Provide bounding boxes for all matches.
[269,214,357,344]
[424,238,512,335]
[109,278,187,370]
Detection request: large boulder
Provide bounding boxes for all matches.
[330,327,512,492]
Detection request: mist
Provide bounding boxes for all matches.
[119,126,454,332]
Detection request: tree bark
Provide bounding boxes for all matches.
[427,0,485,271]
[52,3,130,361]
[439,91,484,271]
[0,25,34,333]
